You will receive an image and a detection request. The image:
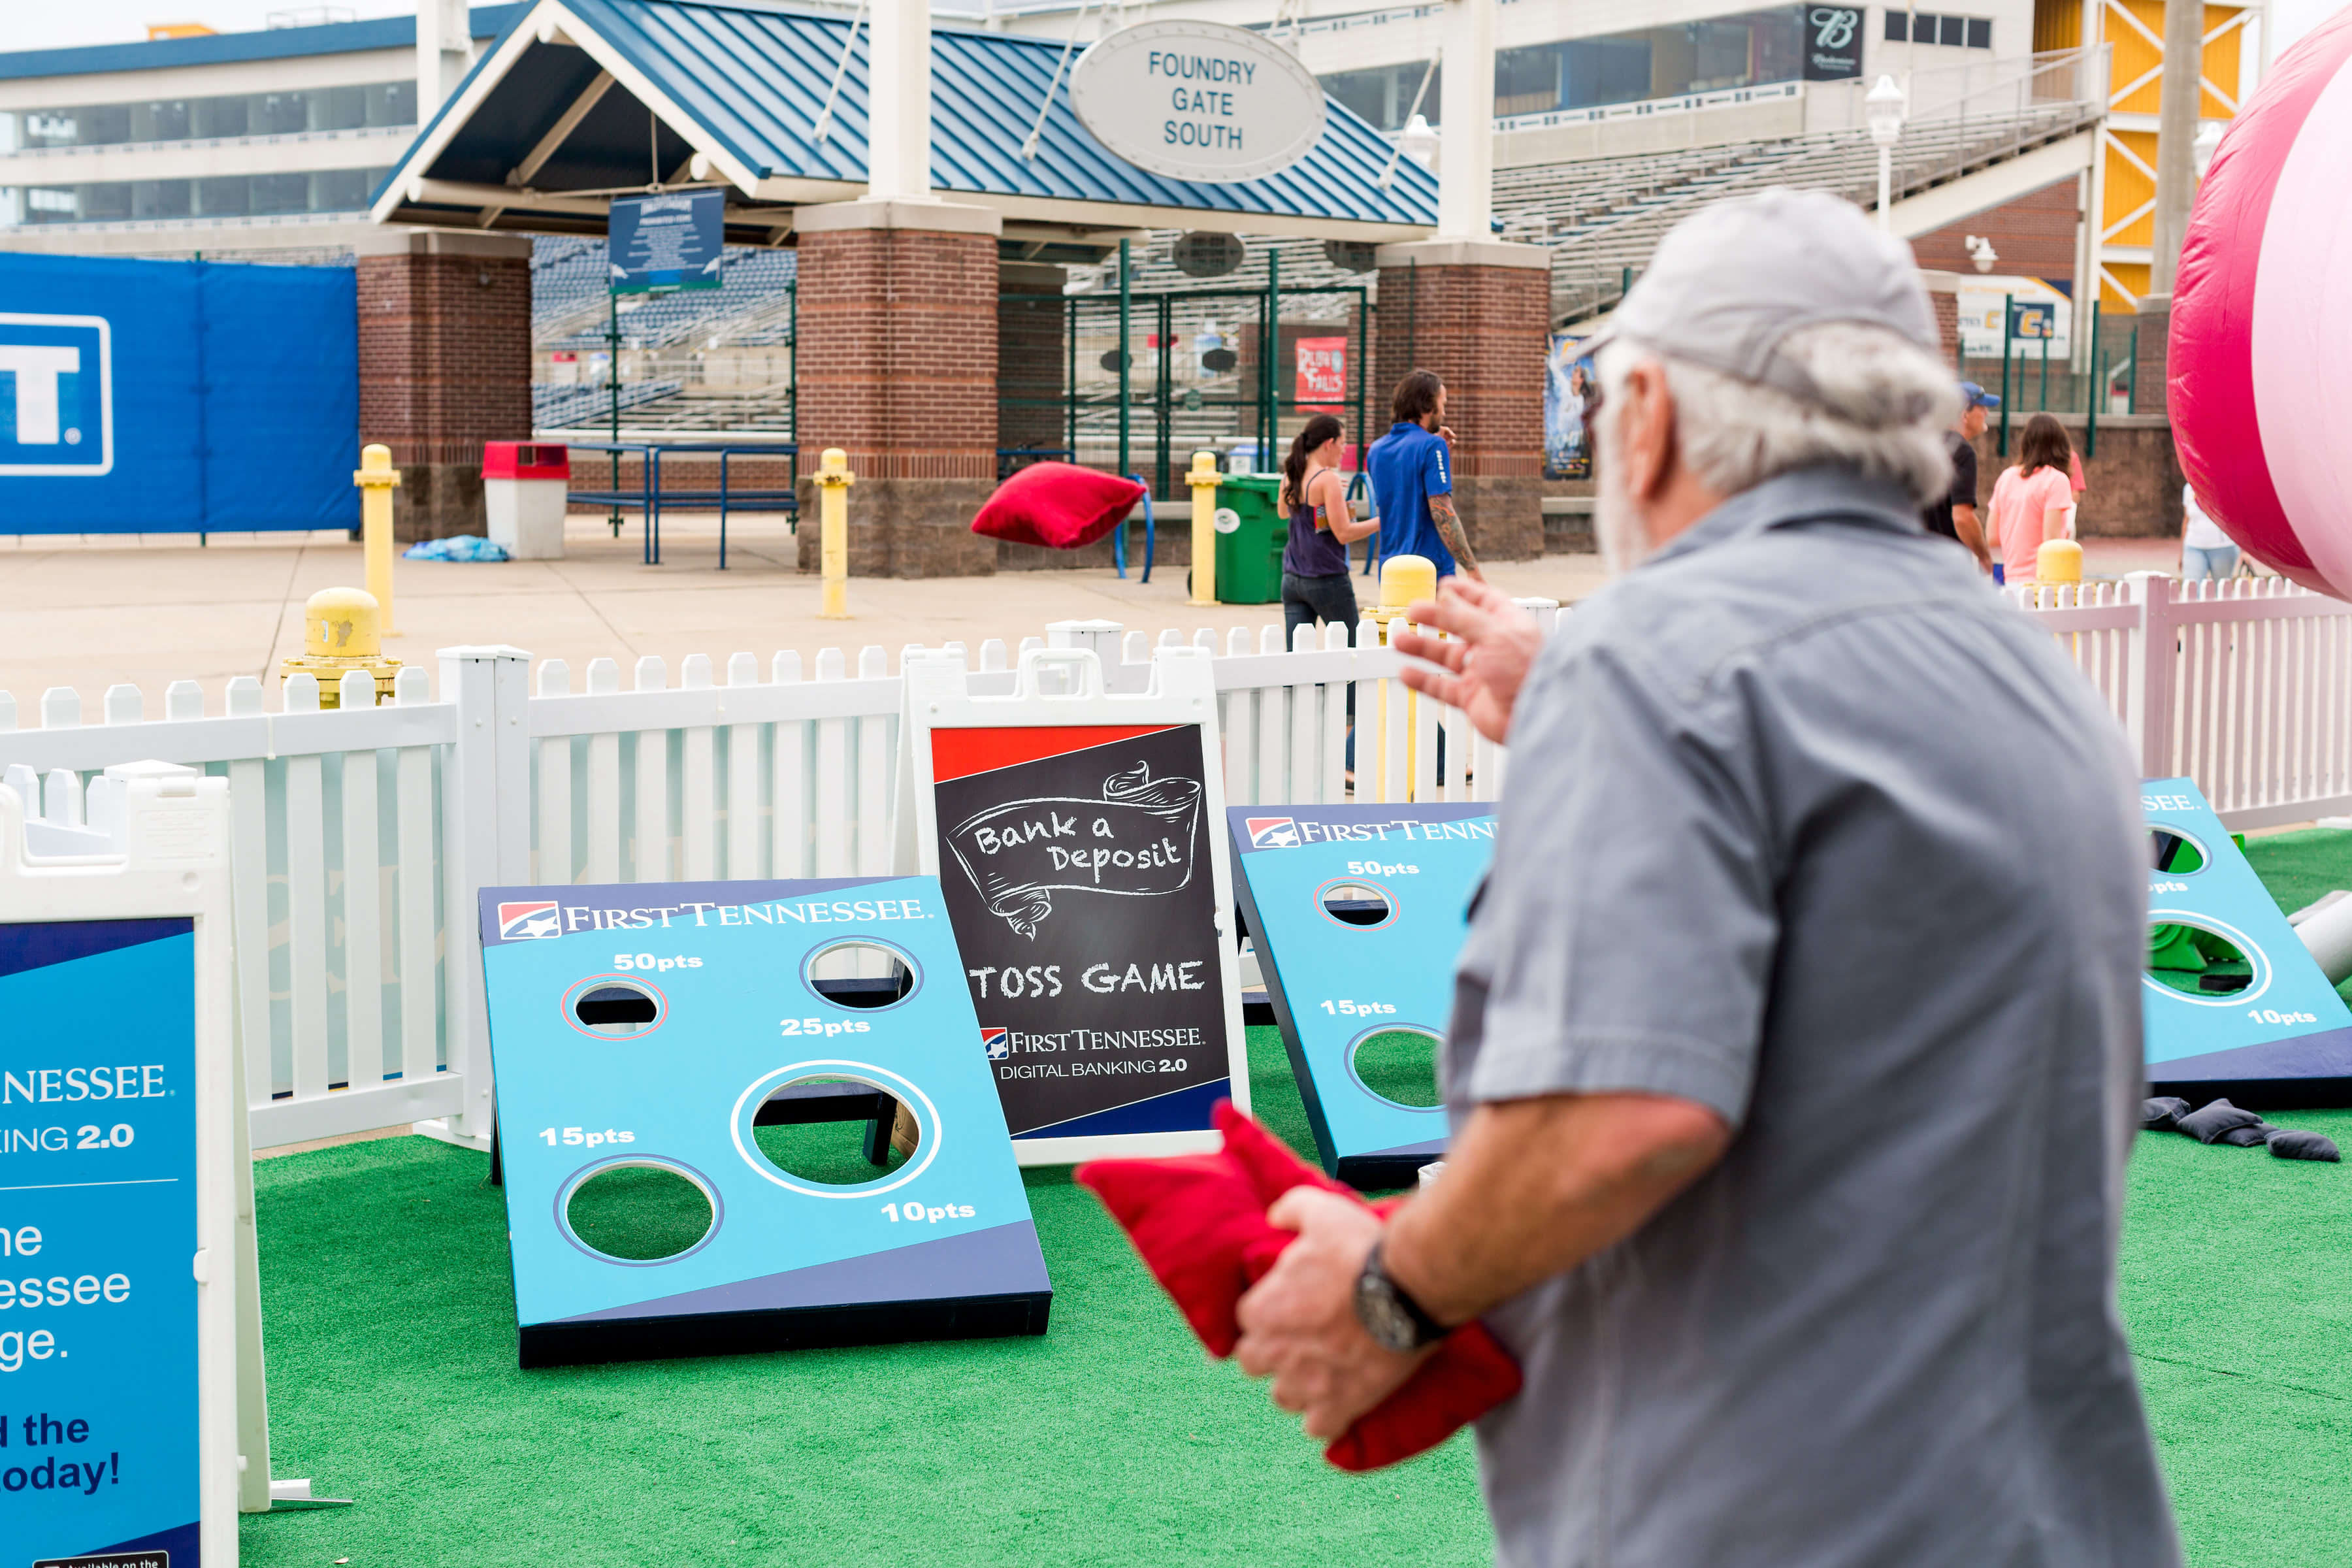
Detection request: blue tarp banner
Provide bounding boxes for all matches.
[0,252,358,534]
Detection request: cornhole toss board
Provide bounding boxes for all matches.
[897,644,1249,1163]
[477,877,1050,1369]
[1228,804,1495,1188]
[2144,778,2352,1100]
[1,768,241,1568]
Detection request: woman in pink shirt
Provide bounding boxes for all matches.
[1988,414,2076,584]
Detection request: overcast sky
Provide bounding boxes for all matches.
[10,0,2345,61]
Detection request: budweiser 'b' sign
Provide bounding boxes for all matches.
[900,645,1250,1164]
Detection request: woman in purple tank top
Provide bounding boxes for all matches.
[1279,413,1379,652]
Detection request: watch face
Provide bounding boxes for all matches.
[1354,1270,1416,1352]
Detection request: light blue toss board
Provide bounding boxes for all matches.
[2142,778,2352,1098]
[477,876,1049,1367]
[1227,805,1495,1188]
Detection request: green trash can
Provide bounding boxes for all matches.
[1214,474,1287,605]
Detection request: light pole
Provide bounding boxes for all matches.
[1867,75,1906,233]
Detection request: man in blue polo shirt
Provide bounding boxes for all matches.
[1366,370,1483,580]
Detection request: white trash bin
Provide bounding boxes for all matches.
[482,441,570,560]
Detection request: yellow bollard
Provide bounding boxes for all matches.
[353,444,402,635]
[1362,555,1439,800]
[1188,450,1220,606]
[2036,537,2083,587]
[814,447,855,620]
[280,586,402,708]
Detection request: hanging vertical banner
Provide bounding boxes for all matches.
[1544,335,1596,480]
[1296,335,1347,416]
[898,645,1250,1164]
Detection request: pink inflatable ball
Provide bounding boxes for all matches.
[2169,5,2352,598]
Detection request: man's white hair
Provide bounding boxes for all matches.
[1595,322,1960,506]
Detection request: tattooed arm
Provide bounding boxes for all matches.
[1429,493,1482,580]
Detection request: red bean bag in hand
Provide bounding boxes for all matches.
[970,462,1145,550]
[1076,1101,1521,1471]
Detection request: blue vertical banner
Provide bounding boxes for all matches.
[0,252,358,535]
[608,190,724,293]
[1,918,204,1566]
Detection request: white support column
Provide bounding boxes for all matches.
[417,0,472,117]
[1435,0,1496,240]
[867,0,934,201]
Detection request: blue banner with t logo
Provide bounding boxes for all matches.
[0,251,359,534]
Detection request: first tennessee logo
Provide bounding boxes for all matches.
[981,1027,1010,1060]
[497,900,562,941]
[1246,817,1299,849]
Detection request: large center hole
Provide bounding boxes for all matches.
[1352,1028,1441,1109]
[806,940,916,1009]
[754,1075,921,1185]
[2148,922,2254,996]
[2149,828,2206,875]
[1322,881,1394,928]
[565,1164,713,1262]
[574,979,661,1037]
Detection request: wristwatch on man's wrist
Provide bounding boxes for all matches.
[1354,1240,1448,1354]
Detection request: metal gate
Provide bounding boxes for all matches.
[1000,246,1374,501]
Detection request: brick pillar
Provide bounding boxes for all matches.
[794,199,1001,578]
[998,262,1067,458]
[355,231,534,541]
[1372,240,1550,562]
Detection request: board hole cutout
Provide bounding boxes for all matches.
[805,939,917,1009]
[2147,921,2254,996]
[1352,1027,1441,1109]
[2149,828,2207,875]
[564,1162,714,1262]
[753,1074,922,1185]
[1320,880,1395,928]
[572,977,662,1037]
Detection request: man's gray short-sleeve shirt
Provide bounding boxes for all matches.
[1448,468,2178,1567]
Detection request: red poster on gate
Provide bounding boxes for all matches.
[1296,336,1346,414]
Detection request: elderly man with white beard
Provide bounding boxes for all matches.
[1230,189,2181,1567]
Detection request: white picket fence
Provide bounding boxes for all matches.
[0,615,1535,1152]
[2010,574,2352,828]
[6,580,2347,1152]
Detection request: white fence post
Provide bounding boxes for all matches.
[2123,571,2177,779]
[429,644,531,1150]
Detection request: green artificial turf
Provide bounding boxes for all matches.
[564,1165,715,1262]
[238,1026,1488,1568]
[1353,1027,1443,1108]
[239,829,2352,1566]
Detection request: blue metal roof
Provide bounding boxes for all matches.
[385,0,1437,231]
[0,5,529,82]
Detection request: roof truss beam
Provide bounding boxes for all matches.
[511,67,614,188]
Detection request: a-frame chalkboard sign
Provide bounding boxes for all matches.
[896,644,1250,1164]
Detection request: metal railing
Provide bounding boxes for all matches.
[564,440,800,569]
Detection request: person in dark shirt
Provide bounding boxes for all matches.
[1923,382,1997,572]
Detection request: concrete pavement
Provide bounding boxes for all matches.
[0,515,1614,711]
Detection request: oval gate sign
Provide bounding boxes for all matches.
[1070,20,1329,184]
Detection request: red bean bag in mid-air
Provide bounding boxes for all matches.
[1077,1101,1522,1472]
[970,462,1145,550]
